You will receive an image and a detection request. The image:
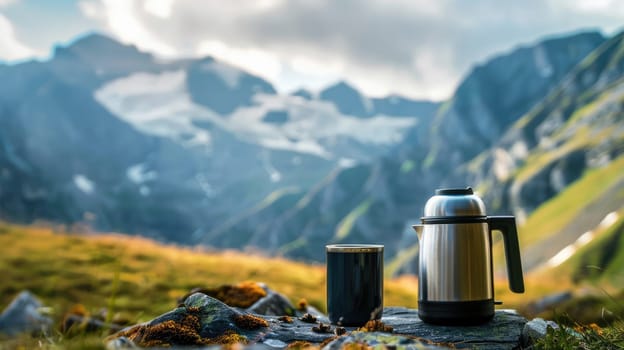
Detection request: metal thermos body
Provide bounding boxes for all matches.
[414,188,525,325]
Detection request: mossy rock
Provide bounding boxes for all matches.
[108,293,268,348]
[107,295,528,349]
[178,281,268,309]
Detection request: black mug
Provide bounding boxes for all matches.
[326,244,384,326]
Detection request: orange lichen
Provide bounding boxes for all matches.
[232,313,269,330]
[180,313,201,330]
[130,319,203,347]
[297,298,308,311]
[340,342,371,350]
[299,313,317,323]
[357,320,393,333]
[182,281,267,308]
[319,336,338,348]
[211,330,249,345]
[110,312,251,347]
[278,315,293,323]
[60,304,90,334]
[221,342,247,350]
[185,305,202,313]
[287,340,319,349]
[67,304,89,317]
[312,322,332,333]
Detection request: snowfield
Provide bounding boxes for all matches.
[95,70,417,160]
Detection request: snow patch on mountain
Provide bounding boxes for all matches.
[95,71,416,159]
[544,211,620,268]
[260,151,282,183]
[73,174,95,194]
[228,94,416,156]
[534,45,554,78]
[199,61,242,89]
[127,163,158,184]
[95,70,218,147]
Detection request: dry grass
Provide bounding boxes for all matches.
[0,222,419,328]
[2,221,621,348]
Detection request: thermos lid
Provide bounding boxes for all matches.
[422,187,487,221]
[435,188,474,196]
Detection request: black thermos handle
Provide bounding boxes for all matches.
[487,216,525,293]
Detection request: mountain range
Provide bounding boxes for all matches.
[0,30,622,278]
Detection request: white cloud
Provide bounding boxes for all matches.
[143,0,174,19]
[79,0,176,56]
[0,14,36,61]
[78,0,624,100]
[565,0,624,15]
[0,0,17,7]
[196,40,282,82]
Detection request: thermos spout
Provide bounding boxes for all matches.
[411,224,423,241]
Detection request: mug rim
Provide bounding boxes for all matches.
[326,244,384,253]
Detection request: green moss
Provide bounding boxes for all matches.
[536,320,624,349]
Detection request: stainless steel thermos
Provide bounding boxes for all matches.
[413,187,525,325]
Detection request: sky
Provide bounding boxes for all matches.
[1,0,623,101]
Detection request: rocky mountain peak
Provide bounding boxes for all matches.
[427,30,606,172]
[48,33,157,88]
[291,88,314,100]
[319,80,372,117]
[186,57,277,115]
[54,32,153,66]
[371,95,439,118]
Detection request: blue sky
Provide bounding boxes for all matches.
[1,0,623,100]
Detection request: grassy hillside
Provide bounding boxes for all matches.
[491,154,624,273]
[518,155,624,249]
[1,220,623,348]
[548,210,624,287]
[0,223,420,326]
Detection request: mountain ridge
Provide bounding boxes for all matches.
[222,29,614,265]
[0,32,437,249]
[0,29,622,275]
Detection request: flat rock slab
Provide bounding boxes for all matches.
[324,331,454,350]
[379,307,527,349]
[263,308,526,349]
[108,294,528,349]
